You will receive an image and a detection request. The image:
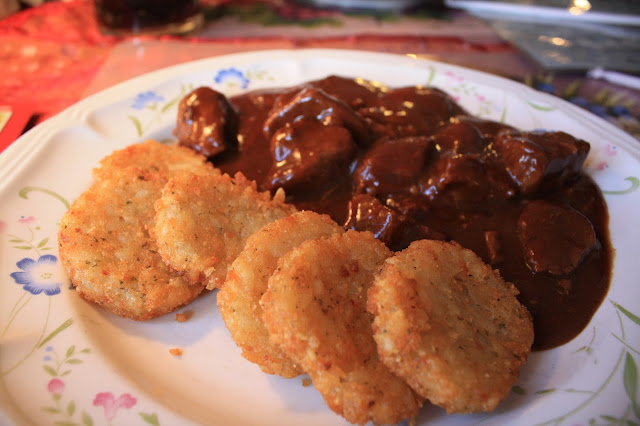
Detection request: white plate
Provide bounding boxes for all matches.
[1,49,639,426]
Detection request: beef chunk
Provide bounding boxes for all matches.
[263,87,371,145]
[264,119,356,193]
[345,194,446,250]
[456,115,515,144]
[175,87,238,157]
[344,194,400,246]
[359,86,466,138]
[354,136,431,196]
[431,117,485,155]
[495,130,590,196]
[517,200,597,275]
[307,75,382,109]
[419,152,516,202]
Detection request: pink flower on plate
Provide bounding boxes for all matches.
[604,143,618,156]
[444,70,463,82]
[47,378,65,395]
[595,161,609,171]
[18,215,36,225]
[93,392,137,421]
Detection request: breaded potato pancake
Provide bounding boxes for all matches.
[58,166,204,320]
[260,231,422,425]
[153,172,297,290]
[218,211,344,378]
[92,139,218,180]
[367,239,534,414]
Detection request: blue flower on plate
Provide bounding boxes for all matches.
[131,91,165,110]
[10,255,63,296]
[214,68,250,89]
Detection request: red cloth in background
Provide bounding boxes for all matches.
[0,1,115,119]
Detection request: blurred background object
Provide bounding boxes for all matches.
[94,0,204,36]
[445,0,640,72]
[302,0,443,11]
[0,0,19,19]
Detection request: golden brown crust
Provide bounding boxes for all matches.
[218,211,344,378]
[57,140,217,320]
[367,239,534,414]
[58,167,204,320]
[261,230,422,425]
[153,172,297,290]
[92,139,218,180]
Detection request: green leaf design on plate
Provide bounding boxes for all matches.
[81,412,93,426]
[140,412,160,425]
[38,319,73,349]
[526,100,556,112]
[425,65,436,87]
[599,414,637,425]
[623,353,640,418]
[614,303,640,326]
[161,96,180,113]
[128,115,143,137]
[43,365,56,376]
[603,177,640,195]
[18,186,70,209]
[499,105,507,123]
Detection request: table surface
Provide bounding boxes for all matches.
[0,0,639,149]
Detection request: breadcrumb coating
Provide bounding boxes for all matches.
[153,172,297,290]
[219,211,343,378]
[261,230,423,425]
[367,239,534,413]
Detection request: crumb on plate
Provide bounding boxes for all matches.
[175,311,192,322]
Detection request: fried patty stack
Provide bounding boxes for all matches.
[58,140,534,425]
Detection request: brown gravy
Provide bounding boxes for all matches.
[175,75,612,351]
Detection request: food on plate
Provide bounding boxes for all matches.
[169,348,183,356]
[367,239,534,414]
[153,171,297,290]
[175,312,190,322]
[177,75,612,350]
[57,140,218,320]
[517,200,597,276]
[92,138,220,180]
[174,86,238,158]
[260,230,423,425]
[218,211,344,378]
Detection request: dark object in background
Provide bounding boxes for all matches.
[94,0,203,36]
